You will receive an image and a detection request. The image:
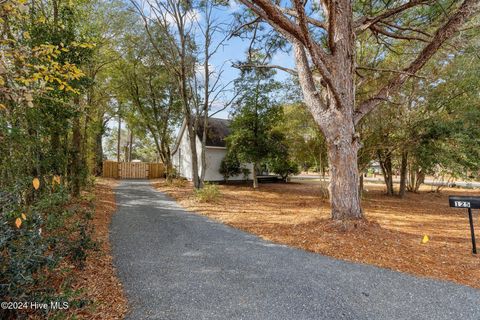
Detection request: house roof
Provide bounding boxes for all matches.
[197,117,231,148]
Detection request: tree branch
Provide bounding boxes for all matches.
[238,0,339,106]
[293,41,328,115]
[278,7,327,30]
[233,62,298,76]
[370,24,430,42]
[354,0,480,124]
[356,66,427,79]
[355,0,432,34]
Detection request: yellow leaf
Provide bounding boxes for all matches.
[33,178,40,190]
[15,218,22,228]
[59,84,65,90]
[421,235,429,244]
[21,213,27,220]
[0,103,6,111]
[53,175,61,185]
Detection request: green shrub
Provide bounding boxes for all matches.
[0,176,96,319]
[241,167,251,181]
[219,152,242,181]
[268,157,300,181]
[195,183,221,203]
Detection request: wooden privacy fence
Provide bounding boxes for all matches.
[103,161,119,178]
[102,161,165,179]
[120,162,148,179]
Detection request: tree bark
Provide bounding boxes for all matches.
[415,169,425,192]
[399,150,408,198]
[128,130,133,162]
[94,128,103,176]
[378,150,394,196]
[71,98,82,197]
[199,112,208,188]
[50,131,61,174]
[186,116,200,188]
[359,173,364,197]
[327,135,362,220]
[292,31,362,219]
[117,109,121,163]
[252,162,258,189]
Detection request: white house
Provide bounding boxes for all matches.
[171,117,253,182]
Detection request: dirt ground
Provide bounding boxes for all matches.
[71,178,127,319]
[153,179,480,289]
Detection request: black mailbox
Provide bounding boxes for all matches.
[449,196,480,209]
[449,195,479,254]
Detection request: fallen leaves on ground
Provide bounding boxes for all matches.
[70,178,127,319]
[153,179,480,289]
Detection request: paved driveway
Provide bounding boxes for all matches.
[110,180,480,320]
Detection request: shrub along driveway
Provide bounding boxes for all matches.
[110,180,480,320]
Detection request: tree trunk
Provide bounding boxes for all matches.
[359,173,364,198]
[164,156,173,181]
[293,37,362,220]
[94,128,103,176]
[117,111,121,163]
[186,117,200,188]
[415,170,425,192]
[50,131,61,174]
[123,145,128,163]
[252,162,258,189]
[71,104,82,197]
[399,150,408,198]
[378,150,394,196]
[128,130,133,162]
[407,165,425,193]
[327,138,362,220]
[199,113,208,188]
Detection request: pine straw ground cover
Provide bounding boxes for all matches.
[153,179,480,289]
[69,178,127,319]
[47,178,127,320]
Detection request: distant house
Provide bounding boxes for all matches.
[171,117,253,182]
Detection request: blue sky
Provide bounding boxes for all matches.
[108,0,295,135]
[204,1,294,118]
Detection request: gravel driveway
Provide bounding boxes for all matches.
[110,180,480,320]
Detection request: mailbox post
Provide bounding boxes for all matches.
[448,196,480,254]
